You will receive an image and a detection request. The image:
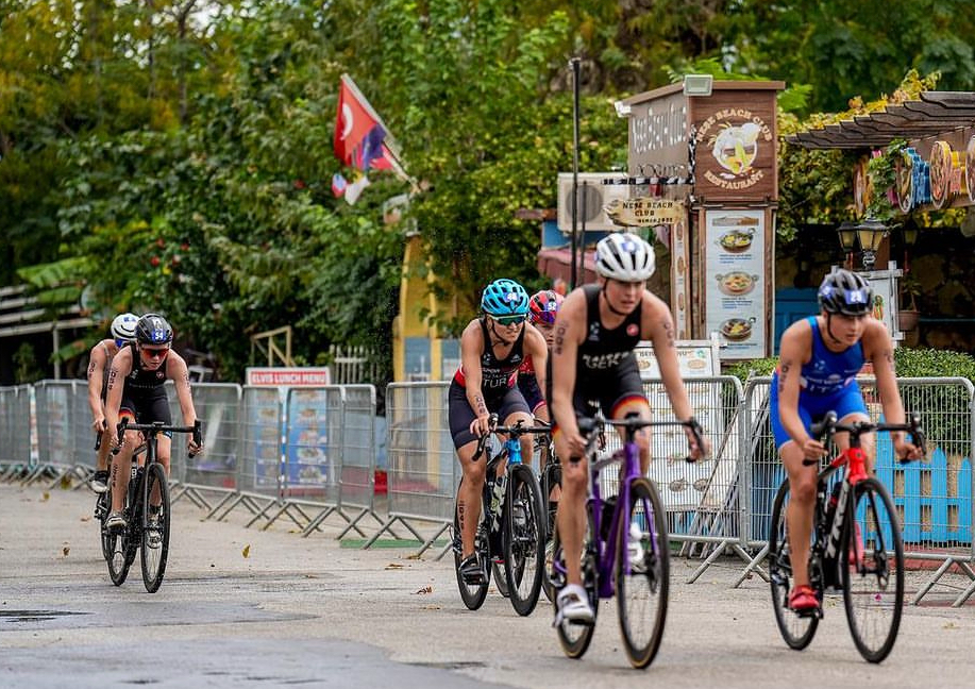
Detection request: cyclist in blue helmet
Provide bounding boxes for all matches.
[772,268,920,613]
[104,313,202,530]
[450,278,549,584]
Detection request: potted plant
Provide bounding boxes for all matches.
[898,274,922,332]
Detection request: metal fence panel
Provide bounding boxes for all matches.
[339,385,377,511]
[386,382,455,523]
[168,383,242,489]
[0,386,32,467]
[34,381,82,470]
[240,386,283,497]
[283,387,342,504]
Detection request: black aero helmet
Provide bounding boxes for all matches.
[135,313,174,345]
[818,269,874,316]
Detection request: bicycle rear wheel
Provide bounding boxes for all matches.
[99,490,113,562]
[769,479,819,650]
[504,464,546,616]
[452,481,490,610]
[141,463,171,593]
[841,477,904,663]
[616,477,669,668]
[552,505,598,659]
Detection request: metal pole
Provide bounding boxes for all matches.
[570,57,581,290]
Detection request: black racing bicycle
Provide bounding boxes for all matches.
[768,411,925,663]
[106,419,201,593]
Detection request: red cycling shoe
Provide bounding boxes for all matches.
[789,584,819,612]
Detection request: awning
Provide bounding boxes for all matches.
[537,247,598,286]
[785,91,974,150]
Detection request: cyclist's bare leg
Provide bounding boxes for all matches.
[613,399,652,474]
[504,410,534,470]
[554,429,587,585]
[781,441,818,588]
[534,404,561,503]
[96,428,113,473]
[456,440,487,559]
[110,421,140,514]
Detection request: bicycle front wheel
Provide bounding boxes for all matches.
[141,463,171,593]
[106,528,131,586]
[769,479,819,650]
[552,504,598,659]
[616,477,669,668]
[541,460,562,603]
[99,490,113,562]
[841,477,904,663]
[452,480,490,610]
[504,464,546,616]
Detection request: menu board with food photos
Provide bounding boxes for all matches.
[704,209,767,359]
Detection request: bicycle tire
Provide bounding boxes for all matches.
[141,463,171,593]
[452,481,490,610]
[492,561,509,598]
[99,490,113,562]
[504,464,546,616]
[541,459,562,603]
[841,477,904,663]
[106,512,133,587]
[616,477,669,668]
[769,479,819,650]
[552,504,598,659]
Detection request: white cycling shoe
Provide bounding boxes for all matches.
[554,583,594,626]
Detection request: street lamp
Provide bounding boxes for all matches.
[836,222,858,269]
[901,217,919,274]
[856,219,888,270]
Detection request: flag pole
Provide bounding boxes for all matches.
[570,57,581,290]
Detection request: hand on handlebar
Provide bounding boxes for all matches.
[91,415,108,434]
[799,436,827,462]
[894,437,921,463]
[469,413,495,438]
[683,419,711,462]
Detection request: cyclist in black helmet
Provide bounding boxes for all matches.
[104,313,202,529]
[772,268,920,613]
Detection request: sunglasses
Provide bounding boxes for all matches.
[142,347,170,358]
[493,314,526,326]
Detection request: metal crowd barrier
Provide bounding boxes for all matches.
[32,380,91,489]
[366,382,454,552]
[0,385,32,481]
[327,385,381,539]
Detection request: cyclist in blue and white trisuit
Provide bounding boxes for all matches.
[450,279,549,585]
[772,268,920,613]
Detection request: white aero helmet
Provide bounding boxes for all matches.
[595,232,655,281]
[110,312,139,342]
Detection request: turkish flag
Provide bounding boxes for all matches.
[334,77,394,171]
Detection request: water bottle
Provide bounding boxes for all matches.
[490,472,507,517]
[489,471,507,534]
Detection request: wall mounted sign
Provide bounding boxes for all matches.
[853,158,870,215]
[929,140,964,210]
[694,102,776,199]
[605,197,684,226]
[671,219,690,338]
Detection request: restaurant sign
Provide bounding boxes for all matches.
[694,105,776,198]
[605,197,684,227]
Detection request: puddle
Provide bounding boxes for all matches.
[0,609,90,623]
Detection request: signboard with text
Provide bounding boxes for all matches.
[246,367,332,387]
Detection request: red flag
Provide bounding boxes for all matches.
[334,76,395,171]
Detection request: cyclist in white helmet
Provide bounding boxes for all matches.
[549,232,708,624]
[86,313,139,496]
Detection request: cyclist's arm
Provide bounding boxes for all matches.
[864,321,916,455]
[459,320,490,435]
[104,347,133,443]
[776,320,820,453]
[86,342,107,424]
[525,324,548,397]
[550,289,584,451]
[167,352,198,427]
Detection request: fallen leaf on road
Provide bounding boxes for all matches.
[421,604,441,610]
[60,476,73,490]
[944,622,957,629]
[385,563,404,570]
[304,574,318,579]
[242,544,251,558]
[413,585,433,595]
[62,546,70,557]
[80,516,91,522]
[41,492,50,502]
[406,553,422,560]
